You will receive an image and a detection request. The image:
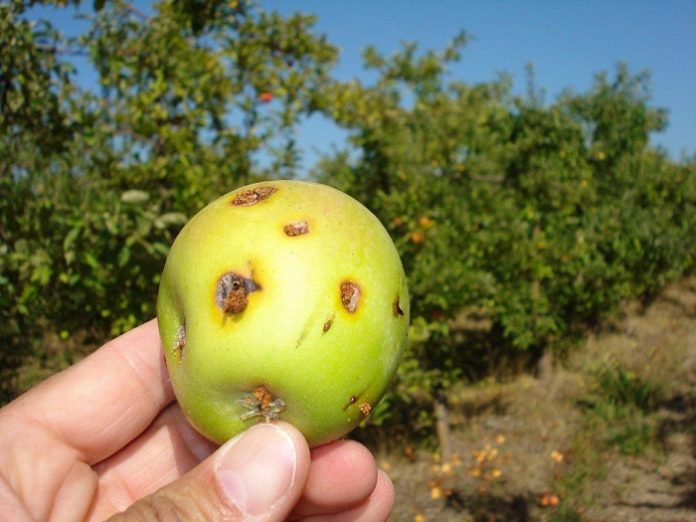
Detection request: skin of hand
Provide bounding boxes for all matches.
[0,320,395,521]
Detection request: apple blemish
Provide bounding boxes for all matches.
[238,385,286,422]
[340,281,361,313]
[231,186,278,206]
[283,221,310,236]
[216,272,260,314]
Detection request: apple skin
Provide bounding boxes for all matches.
[157,180,409,447]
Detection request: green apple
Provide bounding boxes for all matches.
[157,180,409,447]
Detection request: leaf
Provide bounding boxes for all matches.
[63,227,80,252]
[154,212,188,229]
[84,252,101,270]
[152,242,170,257]
[117,247,131,267]
[121,190,150,204]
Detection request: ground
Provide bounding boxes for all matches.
[373,277,696,522]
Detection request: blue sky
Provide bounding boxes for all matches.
[265,0,695,164]
[34,1,696,166]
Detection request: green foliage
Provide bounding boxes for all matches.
[312,37,696,429]
[551,364,664,516]
[1,0,337,400]
[578,364,663,456]
[591,363,663,412]
[1,1,80,401]
[549,503,583,522]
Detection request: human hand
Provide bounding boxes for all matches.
[0,320,394,521]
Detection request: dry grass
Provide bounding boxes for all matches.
[380,277,696,521]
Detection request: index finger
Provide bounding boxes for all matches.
[5,319,175,464]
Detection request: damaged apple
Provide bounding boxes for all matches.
[157,180,409,447]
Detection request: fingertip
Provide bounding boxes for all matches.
[211,421,311,519]
[375,469,396,518]
[273,421,312,471]
[308,439,378,507]
[299,467,396,522]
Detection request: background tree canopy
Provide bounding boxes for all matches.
[2,0,695,446]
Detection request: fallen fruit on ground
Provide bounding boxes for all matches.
[157,180,410,447]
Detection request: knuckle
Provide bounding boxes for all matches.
[138,494,188,522]
[109,493,198,522]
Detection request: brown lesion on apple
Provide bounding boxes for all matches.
[295,325,310,349]
[231,186,278,206]
[343,395,358,411]
[340,281,361,313]
[359,402,372,416]
[393,296,405,317]
[237,385,286,422]
[173,323,186,361]
[322,312,335,333]
[284,220,310,236]
[216,272,261,314]
[343,389,368,411]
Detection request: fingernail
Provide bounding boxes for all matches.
[215,424,296,516]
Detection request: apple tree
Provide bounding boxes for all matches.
[1,0,338,399]
[313,37,696,451]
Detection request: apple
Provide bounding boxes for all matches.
[157,180,409,447]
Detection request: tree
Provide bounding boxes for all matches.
[1,0,338,400]
[313,39,696,450]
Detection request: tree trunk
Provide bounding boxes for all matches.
[537,349,554,382]
[434,396,453,463]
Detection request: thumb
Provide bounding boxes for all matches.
[110,422,311,522]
